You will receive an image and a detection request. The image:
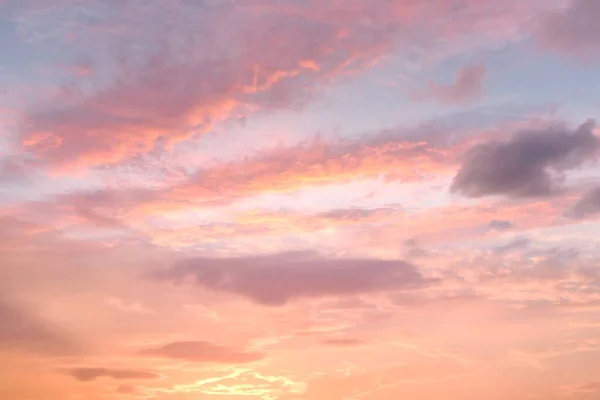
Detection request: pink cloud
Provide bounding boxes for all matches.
[14,1,550,172]
[538,0,600,60]
[18,0,416,171]
[152,252,434,306]
[415,64,487,105]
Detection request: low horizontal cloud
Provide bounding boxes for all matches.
[137,340,263,364]
[66,367,161,382]
[151,251,434,306]
[451,119,599,198]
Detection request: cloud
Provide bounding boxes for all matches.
[416,64,487,105]
[537,0,600,60]
[137,340,263,364]
[25,131,451,229]
[451,119,599,198]
[570,186,600,218]
[576,380,600,393]
[168,133,449,204]
[0,156,32,184]
[151,251,433,306]
[14,1,550,172]
[403,238,429,259]
[487,219,514,231]
[0,296,77,355]
[66,367,161,382]
[116,385,136,394]
[17,0,414,171]
[493,237,531,254]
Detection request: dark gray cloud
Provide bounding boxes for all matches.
[151,251,433,306]
[570,186,600,218]
[451,120,599,198]
[137,340,262,364]
[487,220,514,231]
[0,296,78,355]
[66,368,161,382]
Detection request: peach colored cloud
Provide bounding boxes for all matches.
[18,130,452,229]
[66,367,161,382]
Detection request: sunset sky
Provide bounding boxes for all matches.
[1,1,600,399]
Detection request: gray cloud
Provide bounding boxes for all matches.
[151,251,433,306]
[494,238,531,254]
[537,0,600,60]
[137,340,262,364]
[67,368,161,382]
[487,220,514,231]
[570,186,600,218]
[451,120,599,198]
[403,238,429,259]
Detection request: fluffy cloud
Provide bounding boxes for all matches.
[151,251,434,306]
[137,340,263,364]
[451,120,599,198]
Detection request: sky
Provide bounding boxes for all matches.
[1,0,600,399]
